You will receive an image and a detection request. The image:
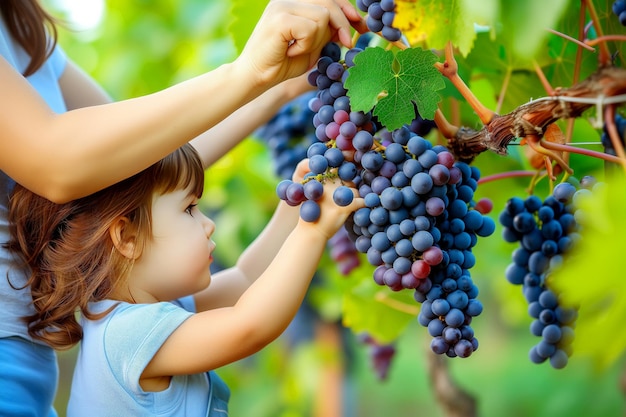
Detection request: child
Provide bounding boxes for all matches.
[0,1,366,414]
[7,143,362,416]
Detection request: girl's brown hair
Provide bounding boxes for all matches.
[7,143,205,350]
[0,0,59,76]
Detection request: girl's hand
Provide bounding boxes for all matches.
[238,0,365,88]
[302,177,363,240]
[292,158,311,183]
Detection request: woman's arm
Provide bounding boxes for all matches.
[0,0,361,203]
[0,57,257,203]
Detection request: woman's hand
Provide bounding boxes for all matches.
[238,0,365,88]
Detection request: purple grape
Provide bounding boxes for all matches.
[333,185,354,207]
[300,200,321,222]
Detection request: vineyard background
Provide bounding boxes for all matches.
[45,0,625,416]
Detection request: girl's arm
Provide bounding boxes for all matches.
[193,160,310,311]
[0,0,361,203]
[142,180,364,379]
[193,200,300,311]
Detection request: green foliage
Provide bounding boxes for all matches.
[345,47,444,129]
[228,0,269,54]
[497,0,569,63]
[394,0,476,57]
[393,0,568,61]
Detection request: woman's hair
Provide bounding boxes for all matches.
[6,143,205,350]
[0,0,59,76]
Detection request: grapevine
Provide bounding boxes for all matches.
[253,0,626,393]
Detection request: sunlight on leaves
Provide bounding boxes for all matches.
[550,176,626,370]
[394,0,476,57]
[228,0,268,54]
[345,47,444,130]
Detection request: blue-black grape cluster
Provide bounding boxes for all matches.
[613,0,626,25]
[350,139,495,358]
[277,42,493,358]
[356,0,402,42]
[498,178,599,368]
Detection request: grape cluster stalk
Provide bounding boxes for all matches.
[276,42,495,358]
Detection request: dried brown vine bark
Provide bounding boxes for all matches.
[444,65,626,163]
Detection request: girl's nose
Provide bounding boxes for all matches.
[203,215,216,238]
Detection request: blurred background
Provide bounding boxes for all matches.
[43,0,626,416]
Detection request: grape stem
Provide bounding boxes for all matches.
[546,27,595,52]
[437,65,626,165]
[541,138,626,168]
[477,170,543,185]
[585,35,626,48]
[434,42,496,126]
[582,0,611,66]
[525,134,573,177]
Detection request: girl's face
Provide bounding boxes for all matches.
[128,188,215,302]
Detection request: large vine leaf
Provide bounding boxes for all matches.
[394,0,477,57]
[345,47,444,130]
[550,176,626,370]
[341,272,417,344]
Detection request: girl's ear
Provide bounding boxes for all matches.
[109,216,140,260]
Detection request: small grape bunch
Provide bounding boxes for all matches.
[276,143,358,222]
[356,0,402,42]
[499,178,600,368]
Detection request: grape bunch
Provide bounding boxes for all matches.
[357,333,396,380]
[612,0,626,25]
[356,0,402,42]
[277,42,494,358]
[498,178,598,368]
[348,138,495,358]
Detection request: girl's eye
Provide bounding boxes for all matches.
[185,204,197,215]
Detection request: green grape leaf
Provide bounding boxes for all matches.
[394,0,477,57]
[341,272,416,344]
[550,176,626,369]
[345,47,444,130]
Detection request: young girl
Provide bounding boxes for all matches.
[7,143,363,416]
[0,1,366,415]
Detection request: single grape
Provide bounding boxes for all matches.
[333,186,355,207]
[300,200,321,222]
